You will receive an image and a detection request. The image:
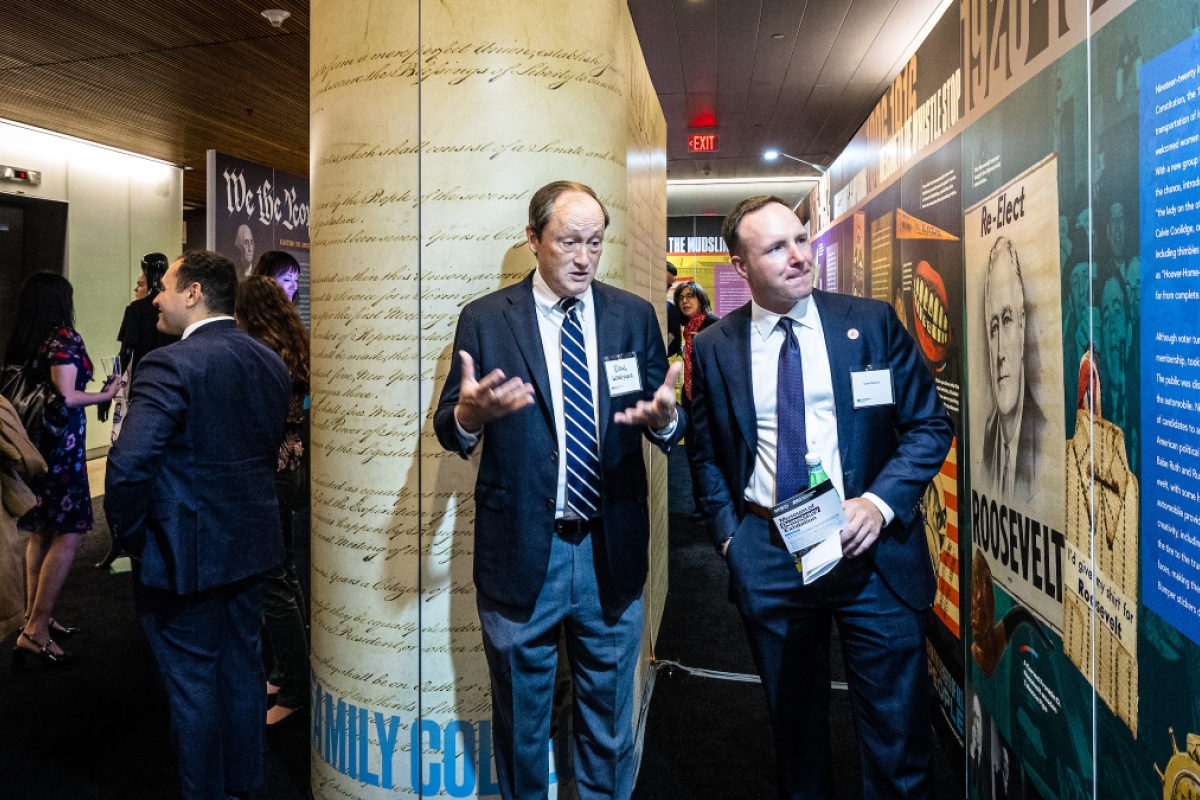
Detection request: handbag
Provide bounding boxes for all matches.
[0,363,69,447]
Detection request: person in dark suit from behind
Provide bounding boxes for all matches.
[105,250,291,800]
[434,181,683,800]
[689,196,952,799]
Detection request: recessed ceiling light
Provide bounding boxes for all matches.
[772,33,785,39]
[261,9,291,28]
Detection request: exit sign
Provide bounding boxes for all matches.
[687,133,720,153]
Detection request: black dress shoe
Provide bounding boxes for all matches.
[94,532,123,569]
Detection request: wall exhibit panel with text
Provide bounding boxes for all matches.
[309,2,422,795]
[308,2,667,798]
[797,0,1200,796]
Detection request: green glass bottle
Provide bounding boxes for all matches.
[807,452,832,490]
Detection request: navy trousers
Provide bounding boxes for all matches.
[726,514,932,800]
[477,523,644,800]
[137,574,267,800]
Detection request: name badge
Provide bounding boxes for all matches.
[851,368,894,408]
[604,353,642,397]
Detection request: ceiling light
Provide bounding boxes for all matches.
[762,149,827,173]
[668,176,818,185]
[261,9,291,28]
[772,33,785,39]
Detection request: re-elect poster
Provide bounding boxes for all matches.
[965,154,1066,635]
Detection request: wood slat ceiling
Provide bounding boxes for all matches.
[0,0,310,205]
[0,0,944,206]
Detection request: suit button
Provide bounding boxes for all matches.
[551,451,558,462]
[546,499,555,510]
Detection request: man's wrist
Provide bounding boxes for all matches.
[651,406,679,436]
[860,492,894,526]
[454,406,483,437]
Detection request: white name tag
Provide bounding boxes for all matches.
[851,368,894,408]
[604,353,642,397]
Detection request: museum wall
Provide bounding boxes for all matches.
[804,0,1200,796]
[0,119,183,453]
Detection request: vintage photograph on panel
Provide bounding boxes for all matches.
[964,154,1066,632]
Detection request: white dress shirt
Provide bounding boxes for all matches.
[743,296,893,524]
[456,272,676,519]
[181,315,234,339]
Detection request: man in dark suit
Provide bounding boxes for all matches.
[689,196,952,799]
[106,250,291,800]
[434,181,683,800]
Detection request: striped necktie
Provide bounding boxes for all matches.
[560,297,602,518]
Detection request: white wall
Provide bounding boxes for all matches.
[0,119,183,452]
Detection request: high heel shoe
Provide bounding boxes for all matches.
[49,619,80,637]
[11,631,76,670]
[23,615,80,637]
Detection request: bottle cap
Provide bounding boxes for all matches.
[805,453,822,466]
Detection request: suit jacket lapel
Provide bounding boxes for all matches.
[503,277,556,437]
[593,283,623,449]
[813,291,856,471]
[715,304,757,456]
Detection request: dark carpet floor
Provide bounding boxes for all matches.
[0,451,958,799]
[0,501,313,800]
[631,448,960,800]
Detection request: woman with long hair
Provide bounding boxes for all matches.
[235,276,310,725]
[675,281,719,518]
[253,250,301,307]
[5,272,119,666]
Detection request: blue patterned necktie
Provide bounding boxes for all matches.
[775,317,808,502]
[560,297,602,518]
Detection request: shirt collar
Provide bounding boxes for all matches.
[750,294,817,341]
[532,269,593,319]
[182,315,234,340]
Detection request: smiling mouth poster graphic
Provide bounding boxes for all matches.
[964,154,1066,634]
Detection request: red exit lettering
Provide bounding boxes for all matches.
[687,134,720,153]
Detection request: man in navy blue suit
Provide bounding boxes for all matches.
[106,250,291,800]
[434,181,683,800]
[690,196,952,799]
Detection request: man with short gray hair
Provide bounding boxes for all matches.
[435,180,683,800]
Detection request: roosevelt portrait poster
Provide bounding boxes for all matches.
[964,154,1066,632]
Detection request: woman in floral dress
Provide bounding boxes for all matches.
[4,273,119,665]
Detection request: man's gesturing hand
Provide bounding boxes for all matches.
[454,351,536,433]
[613,362,682,431]
[841,497,884,558]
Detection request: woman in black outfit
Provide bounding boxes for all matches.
[95,253,180,569]
[676,281,719,518]
[235,276,310,726]
[118,253,180,378]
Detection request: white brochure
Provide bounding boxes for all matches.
[771,479,847,583]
